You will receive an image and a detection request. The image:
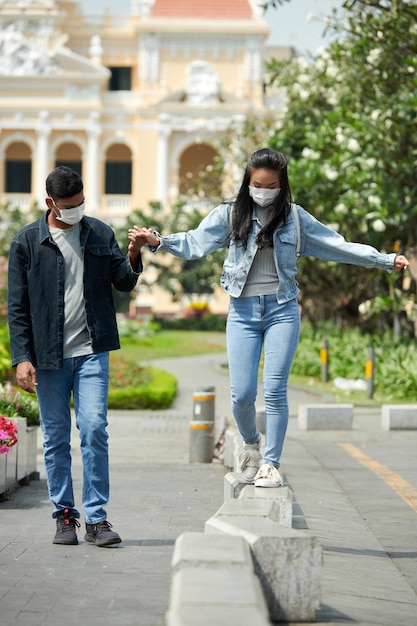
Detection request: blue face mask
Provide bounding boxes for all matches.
[248,186,281,208]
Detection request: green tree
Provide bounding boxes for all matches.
[262,0,417,325]
[112,200,227,305]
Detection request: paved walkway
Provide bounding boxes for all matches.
[1,352,417,625]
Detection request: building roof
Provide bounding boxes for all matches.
[152,0,254,20]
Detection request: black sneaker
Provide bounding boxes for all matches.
[84,521,122,547]
[53,508,80,545]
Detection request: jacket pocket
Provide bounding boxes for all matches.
[277,230,297,269]
[87,246,113,280]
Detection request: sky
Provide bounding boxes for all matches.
[78,0,344,55]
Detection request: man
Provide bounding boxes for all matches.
[8,166,146,547]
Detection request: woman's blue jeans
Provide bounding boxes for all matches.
[226,295,300,468]
[36,352,110,523]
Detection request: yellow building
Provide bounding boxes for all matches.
[0,0,291,315]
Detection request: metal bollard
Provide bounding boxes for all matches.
[365,347,374,399]
[189,388,215,463]
[321,339,329,383]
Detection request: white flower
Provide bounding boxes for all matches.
[306,12,316,22]
[323,165,338,181]
[371,109,380,120]
[368,195,381,207]
[327,93,338,106]
[407,66,415,74]
[317,47,330,60]
[358,300,371,315]
[315,58,326,72]
[347,138,361,153]
[301,147,319,160]
[367,48,382,64]
[336,132,345,144]
[363,157,377,169]
[334,203,347,214]
[326,64,339,78]
[372,219,386,232]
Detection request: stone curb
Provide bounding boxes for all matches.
[381,404,417,430]
[166,532,271,626]
[166,425,323,624]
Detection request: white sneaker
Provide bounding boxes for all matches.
[254,464,283,488]
[239,439,262,483]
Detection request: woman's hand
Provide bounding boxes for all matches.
[393,254,409,271]
[128,226,161,248]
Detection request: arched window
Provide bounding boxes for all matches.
[55,143,82,177]
[179,143,221,198]
[5,142,32,192]
[105,144,132,194]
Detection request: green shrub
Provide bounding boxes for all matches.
[0,325,12,380]
[108,367,177,409]
[292,322,417,401]
[152,313,226,332]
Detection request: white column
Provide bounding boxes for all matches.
[86,112,102,215]
[157,117,170,207]
[36,111,51,206]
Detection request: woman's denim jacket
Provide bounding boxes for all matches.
[8,213,142,369]
[153,202,396,301]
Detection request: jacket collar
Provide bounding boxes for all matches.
[39,210,90,244]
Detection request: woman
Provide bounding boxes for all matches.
[129,149,408,488]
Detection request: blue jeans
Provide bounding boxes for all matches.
[36,353,110,523]
[227,295,300,468]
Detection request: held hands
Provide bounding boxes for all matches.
[128,226,161,249]
[127,226,153,254]
[393,255,409,272]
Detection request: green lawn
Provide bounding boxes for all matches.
[120,330,226,361]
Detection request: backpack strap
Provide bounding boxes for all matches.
[291,203,301,258]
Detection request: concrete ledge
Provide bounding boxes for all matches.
[171,531,253,571]
[166,605,271,626]
[205,516,322,623]
[224,471,251,500]
[298,403,353,430]
[382,405,417,430]
[223,427,239,470]
[167,532,271,626]
[213,498,283,525]
[239,484,293,528]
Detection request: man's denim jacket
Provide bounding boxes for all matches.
[8,213,142,369]
[154,202,396,302]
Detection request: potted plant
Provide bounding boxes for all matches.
[0,382,40,498]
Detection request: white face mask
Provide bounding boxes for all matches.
[248,186,281,208]
[53,201,85,225]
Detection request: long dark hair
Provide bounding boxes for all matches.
[231,149,292,248]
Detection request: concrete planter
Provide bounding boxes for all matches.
[0,418,39,500]
[0,452,6,496]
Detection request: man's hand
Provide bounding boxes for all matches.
[16,361,37,394]
[128,226,160,249]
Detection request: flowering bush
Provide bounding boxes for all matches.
[109,354,151,389]
[183,301,210,320]
[0,382,40,427]
[0,415,18,454]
